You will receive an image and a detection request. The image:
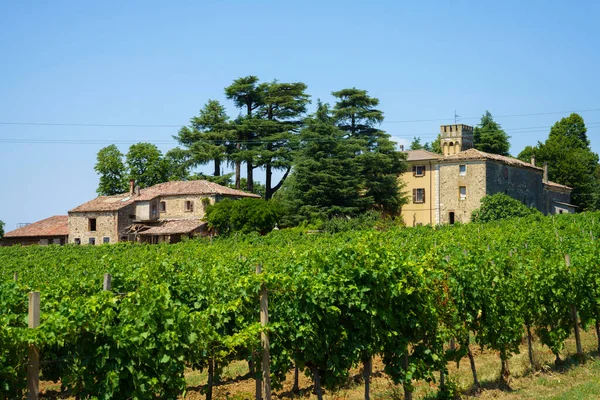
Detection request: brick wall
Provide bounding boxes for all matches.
[486,162,544,211]
[439,161,487,224]
[68,211,119,245]
[157,195,216,219]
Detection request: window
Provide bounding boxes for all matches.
[89,238,96,245]
[151,203,157,216]
[103,237,110,244]
[459,186,467,200]
[459,165,467,176]
[160,201,166,212]
[184,200,194,212]
[412,188,425,204]
[412,165,426,177]
[74,238,81,245]
[88,218,97,232]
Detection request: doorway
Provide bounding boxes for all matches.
[449,212,455,225]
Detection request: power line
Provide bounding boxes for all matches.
[0,108,599,128]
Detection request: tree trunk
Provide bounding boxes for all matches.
[312,366,323,400]
[572,305,583,357]
[293,362,299,393]
[500,350,510,386]
[265,162,272,200]
[527,325,534,370]
[403,353,413,400]
[363,356,372,400]
[466,335,480,392]
[206,354,214,400]
[214,159,221,177]
[555,353,561,367]
[440,370,445,389]
[235,160,241,190]
[247,161,254,192]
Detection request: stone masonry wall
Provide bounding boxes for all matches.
[68,211,118,245]
[486,162,544,212]
[439,161,487,224]
[158,195,217,219]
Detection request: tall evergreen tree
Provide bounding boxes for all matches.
[225,76,264,190]
[473,111,511,156]
[164,147,191,181]
[332,88,406,214]
[279,101,365,222]
[95,144,128,195]
[256,81,310,199]
[176,100,231,177]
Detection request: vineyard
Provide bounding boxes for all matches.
[1,212,600,400]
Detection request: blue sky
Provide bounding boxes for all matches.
[1,0,599,231]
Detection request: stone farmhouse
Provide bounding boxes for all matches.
[1,216,69,246]
[68,180,260,245]
[400,124,576,226]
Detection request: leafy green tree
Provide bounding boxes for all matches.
[409,137,424,150]
[94,145,128,195]
[176,100,231,177]
[255,81,310,199]
[279,101,365,223]
[332,88,406,214]
[429,135,442,154]
[205,198,280,235]
[0,220,4,238]
[516,145,537,163]
[471,193,542,223]
[473,111,511,156]
[126,143,169,188]
[225,76,264,190]
[164,147,191,181]
[517,114,599,211]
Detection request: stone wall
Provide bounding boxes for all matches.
[486,162,544,211]
[158,195,216,219]
[439,161,487,224]
[68,211,118,245]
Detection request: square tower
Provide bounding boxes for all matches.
[440,124,474,156]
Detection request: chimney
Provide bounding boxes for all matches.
[136,186,141,196]
[129,179,135,195]
[543,162,548,183]
[399,144,405,151]
[530,155,536,167]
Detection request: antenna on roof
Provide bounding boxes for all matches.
[454,110,461,124]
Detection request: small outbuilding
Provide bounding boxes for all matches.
[1,216,69,246]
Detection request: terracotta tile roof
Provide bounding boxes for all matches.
[442,148,543,170]
[545,181,573,190]
[405,149,443,162]
[135,180,261,201]
[69,194,136,212]
[70,180,260,212]
[4,216,68,237]
[137,219,207,235]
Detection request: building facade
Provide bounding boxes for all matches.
[68,180,260,245]
[400,124,576,226]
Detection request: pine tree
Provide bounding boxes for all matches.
[176,99,231,177]
[255,81,310,199]
[225,76,264,190]
[332,88,406,214]
[473,111,511,156]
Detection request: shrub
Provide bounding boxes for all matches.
[205,198,280,236]
[471,193,542,223]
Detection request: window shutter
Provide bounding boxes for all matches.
[423,189,426,203]
[412,189,417,203]
[422,167,426,176]
[412,165,416,176]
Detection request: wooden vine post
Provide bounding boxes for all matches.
[103,273,112,291]
[257,264,272,400]
[14,272,18,282]
[565,254,583,356]
[27,291,40,400]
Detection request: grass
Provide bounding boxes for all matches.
[39,329,600,399]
